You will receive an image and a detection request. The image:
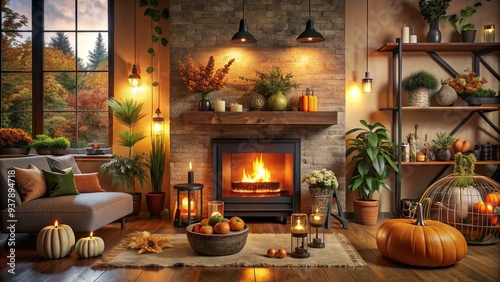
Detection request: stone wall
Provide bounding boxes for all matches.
[169,0,346,217]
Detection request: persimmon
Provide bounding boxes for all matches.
[214,221,230,234]
[229,216,245,231]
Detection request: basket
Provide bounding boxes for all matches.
[407,88,429,107]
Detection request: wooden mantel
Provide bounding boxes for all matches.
[181,111,338,125]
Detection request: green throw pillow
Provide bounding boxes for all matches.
[43,167,79,197]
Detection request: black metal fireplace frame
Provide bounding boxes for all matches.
[212,138,301,220]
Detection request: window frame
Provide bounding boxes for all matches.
[1,0,114,148]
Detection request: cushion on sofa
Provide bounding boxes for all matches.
[43,167,79,197]
[74,173,105,193]
[12,164,48,202]
[46,155,82,174]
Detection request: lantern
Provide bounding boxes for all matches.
[309,209,325,248]
[290,213,309,258]
[173,183,203,227]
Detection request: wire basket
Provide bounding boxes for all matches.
[420,174,500,245]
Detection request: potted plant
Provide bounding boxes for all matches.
[0,128,32,155]
[100,98,148,219]
[432,131,455,161]
[446,1,489,42]
[302,168,339,221]
[446,68,499,106]
[178,56,235,111]
[346,120,398,225]
[50,136,70,155]
[402,70,438,107]
[418,0,452,42]
[30,134,53,155]
[240,66,300,111]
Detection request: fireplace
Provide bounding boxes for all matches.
[212,138,301,221]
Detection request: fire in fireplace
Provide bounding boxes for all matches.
[212,138,301,221]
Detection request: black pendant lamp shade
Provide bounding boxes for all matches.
[362,0,372,93]
[296,0,325,43]
[296,19,325,43]
[231,19,257,44]
[231,0,256,44]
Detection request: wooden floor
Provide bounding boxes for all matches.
[1,214,499,282]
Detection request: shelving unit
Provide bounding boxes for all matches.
[378,40,500,217]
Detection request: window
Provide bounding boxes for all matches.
[1,0,113,148]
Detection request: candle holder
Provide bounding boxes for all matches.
[484,24,495,43]
[290,213,310,258]
[208,200,224,217]
[309,213,325,248]
[173,183,203,227]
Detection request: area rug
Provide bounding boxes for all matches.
[92,232,366,268]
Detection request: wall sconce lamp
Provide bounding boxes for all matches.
[152,107,164,135]
[296,0,325,43]
[128,0,141,87]
[231,0,257,44]
[362,0,372,93]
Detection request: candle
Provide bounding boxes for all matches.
[484,24,495,43]
[292,219,305,234]
[74,231,105,258]
[401,24,409,43]
[180,197,196,219]
[214,100,225,112]
[230,103,243,112]
[410,26,417,43]
[188,162,194,183]
[416,154,426,162]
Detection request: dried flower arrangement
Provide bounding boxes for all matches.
[447,68,487,94]
[178,56,235,99]
[0,128,32,148]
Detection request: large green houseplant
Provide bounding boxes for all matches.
[141,0,169,217]
[346,120,398,225]
[100,98,148,218]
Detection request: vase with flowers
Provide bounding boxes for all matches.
[302,168,338,217]
[0,128,32,156]
[178,56,235,111]
[446,68,499,106]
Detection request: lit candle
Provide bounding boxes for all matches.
[292,219,305,234]
[214,100,225,112]
[74,231,105,258]
[416,154,426,162]
[484,24,495,43]
[181,197,196,219]
[188,162,194,183]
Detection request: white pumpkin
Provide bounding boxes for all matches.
[36,222,75,259]
[74,235,105,258]
[446,186,483,220]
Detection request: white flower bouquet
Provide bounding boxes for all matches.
[302,168,338,190]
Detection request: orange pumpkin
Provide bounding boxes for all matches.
[453,138,471,153]
[376,203,467,267]
[485,193,500,205]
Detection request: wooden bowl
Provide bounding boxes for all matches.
[186,223,248,256]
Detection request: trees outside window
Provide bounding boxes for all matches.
[1,0,113,148]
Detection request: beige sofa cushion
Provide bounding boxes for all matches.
[12,164,48,202]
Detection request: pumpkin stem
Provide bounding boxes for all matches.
[415,202,426,226]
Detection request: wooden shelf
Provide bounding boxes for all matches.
[380,106,499,112]
[397,161,500,165]
[378,42,500,53]
[181,111,338,125]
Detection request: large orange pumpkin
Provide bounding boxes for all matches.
[376,203,467,267]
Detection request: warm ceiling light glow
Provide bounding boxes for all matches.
[231,0,257,44]
[296,0,325,43]
[362,72,372,93]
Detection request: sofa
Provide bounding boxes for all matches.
[0,155,132,233]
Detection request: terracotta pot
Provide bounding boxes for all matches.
[353,199,379,225]
[146,192,165,218]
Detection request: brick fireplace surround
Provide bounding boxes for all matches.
[168,0,346,218]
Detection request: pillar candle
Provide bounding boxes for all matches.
[188,162,194,183]
[214,100,225,112]
[401,24,409,43]
[230,103,243,112]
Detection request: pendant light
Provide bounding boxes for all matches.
[231,0,257,44]
[361,0,372,93]
[296,0,325,43]
[128,0,141,87]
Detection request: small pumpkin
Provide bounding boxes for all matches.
[74,232,105,258]
[36,221,75,259]
[376,203,467,267]
[453,138,471,153]
[485,193,500,205]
